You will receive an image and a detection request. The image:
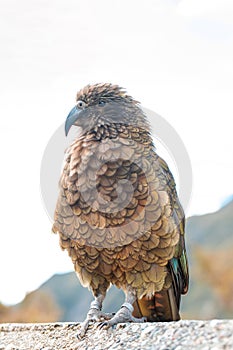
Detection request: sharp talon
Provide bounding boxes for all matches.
[77,332,83,340]
[98,321,109,330]
[76,318,94,339]
[77,329,86,339]
[76,305,115,338]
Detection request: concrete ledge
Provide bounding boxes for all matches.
[0,320,233,350]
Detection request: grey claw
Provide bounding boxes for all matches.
[77,329,86,339]
[98,321,109,330]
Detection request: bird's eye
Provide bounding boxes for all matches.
[76,100,86,109]
[98,100,106,106]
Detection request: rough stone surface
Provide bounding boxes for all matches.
[0,320,232,350]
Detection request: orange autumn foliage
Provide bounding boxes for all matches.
[194,246,233,311]
[0,290,61,323]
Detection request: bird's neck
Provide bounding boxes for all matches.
[81,122,151,143]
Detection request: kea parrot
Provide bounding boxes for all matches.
[52,83,189,337]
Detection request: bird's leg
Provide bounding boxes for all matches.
[86,294,114,321]
[99,289,146,329]
[77,293,114,338]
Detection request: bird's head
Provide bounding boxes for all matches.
[65,83,148,135]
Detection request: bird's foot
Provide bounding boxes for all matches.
[77,307,114,339]
[99,302,147,330]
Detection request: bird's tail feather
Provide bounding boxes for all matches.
[133,286,180,321]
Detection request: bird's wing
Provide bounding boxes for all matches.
[132,153,189,321]
[157,155,189,297]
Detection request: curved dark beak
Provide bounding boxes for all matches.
[65,106,81,136]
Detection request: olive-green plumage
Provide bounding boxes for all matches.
[53,83,189,334]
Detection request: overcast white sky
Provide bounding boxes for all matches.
[0,0,232,304]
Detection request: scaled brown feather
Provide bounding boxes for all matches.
[52,83,189,333]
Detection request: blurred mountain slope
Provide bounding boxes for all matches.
[186,199,233,248]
